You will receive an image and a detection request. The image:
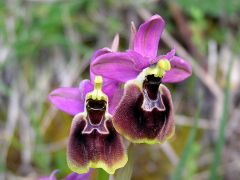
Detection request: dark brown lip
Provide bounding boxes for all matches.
[112,82,173,142]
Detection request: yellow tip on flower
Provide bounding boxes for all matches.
[94,75,103,89]
[86,76,108,101]
[145,59,171,78]
[157,59,171,71]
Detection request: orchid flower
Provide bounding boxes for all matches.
[91,15,192,144]
[49,75,127,174]
[67,76,127,174]
[49,36,127,174]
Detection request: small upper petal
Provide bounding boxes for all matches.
[91,48,112,63]
[79,79,93,98]
[49,87,84,116]
[91,52,142,83]
[150,48,176,65]
[162,56,192,83]
[90,48,112,81]
[134,15,165,59]
[89,48,120,99]
[102,79,119,100]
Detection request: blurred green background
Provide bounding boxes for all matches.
[0,0,240,179]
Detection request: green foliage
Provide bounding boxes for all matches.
[29,106,51,173]
[184,143,200,180]
[176,0,240,17]
[176,0,236,54]
[188,6,208,54]
[232,31,240,53]
[53,150,70,177]
[33,146,51,173]
[172,96,202,180]
[210,53,234,179]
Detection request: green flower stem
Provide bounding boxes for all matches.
[97,168,109,180]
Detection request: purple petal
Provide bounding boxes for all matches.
[89,48,121,97]
[165,48,176,59]
[134,15,165,59]
[162,56,192,83]
[102,79,119,99]
[150,48,176,65]
[91,48,112,62]
[126,50,150,69]
[65,170,93,180]
[91,52,143,83]
[79,80,93,98]
[90,48,112,81]
[49,87,84,116]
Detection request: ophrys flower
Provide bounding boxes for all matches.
[91,15,192,144]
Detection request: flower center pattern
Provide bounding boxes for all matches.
[142,75,165,111]
[82,99,109,134]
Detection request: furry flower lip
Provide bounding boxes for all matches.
[67,76,127,174]
[91,15,192,144]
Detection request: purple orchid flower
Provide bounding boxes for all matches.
[91,15,192,144]
[49,39,127,174]
[67,76,127,174]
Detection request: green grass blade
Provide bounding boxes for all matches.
[172,97,202,180]
[210,58,234,179]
